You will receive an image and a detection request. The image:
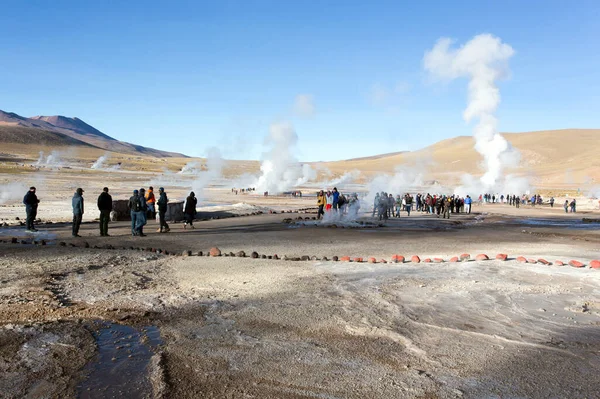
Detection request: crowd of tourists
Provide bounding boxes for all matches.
[20,185,581,237]
[478,193,576,212]
[22,186,199,237]
[370,193,473,220]
[315,188,360,219]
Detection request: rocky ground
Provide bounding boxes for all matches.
[0,204,599,398]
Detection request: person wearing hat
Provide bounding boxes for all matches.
[128,189,142,236]
[23,186,40,232]
[72,188,85,237]
[97,187,113,236]
[156,187,170,233]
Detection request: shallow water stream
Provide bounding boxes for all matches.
[78,322,162,399]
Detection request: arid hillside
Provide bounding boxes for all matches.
[0,110,186,158]
[1,122,598,190]
[322,129,600,189]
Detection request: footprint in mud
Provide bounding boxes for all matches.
[78,321,162,398]
[45,273,72,307]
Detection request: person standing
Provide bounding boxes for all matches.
[156,187,170,233]
[465,195,472,214]
[137,188,148,236]
[72,188,84,237]
[549,197,555,208]
[97,187,112,236]
[325,190,333,213]
[23,186,40,232]
[146,186,156,220]
[570,199,576,213]
[387,193,394,218]
[405,194,413,216]
[564,200,569,213]
[372,193,380,217]
[332,187,340,212]
[184,191,197,229]
[128,190,141,236]
[395,195,402,218]
[441,196,451,219]
[316,190,325,219]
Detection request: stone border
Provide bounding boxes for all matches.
[2,240,598,271]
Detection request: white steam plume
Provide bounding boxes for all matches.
[322,170,361,188]
[91,154,109,169]
[293,94,316,118]
[254,122,317,194]
[35,150,63,167]
[0,182,29,205]
[179,161,203,174]
[191,147,224,197]
[365,166,425,207]
[424,34,526,194]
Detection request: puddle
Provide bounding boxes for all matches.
[78,321,162,398]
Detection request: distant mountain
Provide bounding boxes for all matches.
[30,115,114,140]
[0,110,187,158]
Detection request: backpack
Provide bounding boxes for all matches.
[131,196,141,212]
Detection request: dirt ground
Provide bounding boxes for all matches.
[1,200,600,398]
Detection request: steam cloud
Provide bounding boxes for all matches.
[293,94,316,118]
[424,34,527,195]
[179,161,203,174]
[191,147,224,196]
[91,154,108,169]
[0,182,29,205]
[254,122,317,194]
[35,150,62,167]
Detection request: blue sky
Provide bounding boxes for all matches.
[1,0,598,161]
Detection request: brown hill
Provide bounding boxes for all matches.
[323,129,600,189]
[0,110,186,158]
[0,124,96,147]
[30,115,113,140]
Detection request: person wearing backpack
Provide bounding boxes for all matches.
[128,189,142,236]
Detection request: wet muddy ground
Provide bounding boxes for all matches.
[0,206,599,398]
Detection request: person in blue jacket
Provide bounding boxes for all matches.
[464,195,472,214]
[332,187,340,211]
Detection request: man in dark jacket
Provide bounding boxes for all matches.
[72,188,84,237]
[97,187,112,236]
[23,186,40,232]
[184,191,197,229]
[137,188,148,236]
[156,187,170,233]
[128,189,141,236]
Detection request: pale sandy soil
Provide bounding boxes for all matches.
[0,188,599,398]
[0,157,600,398]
